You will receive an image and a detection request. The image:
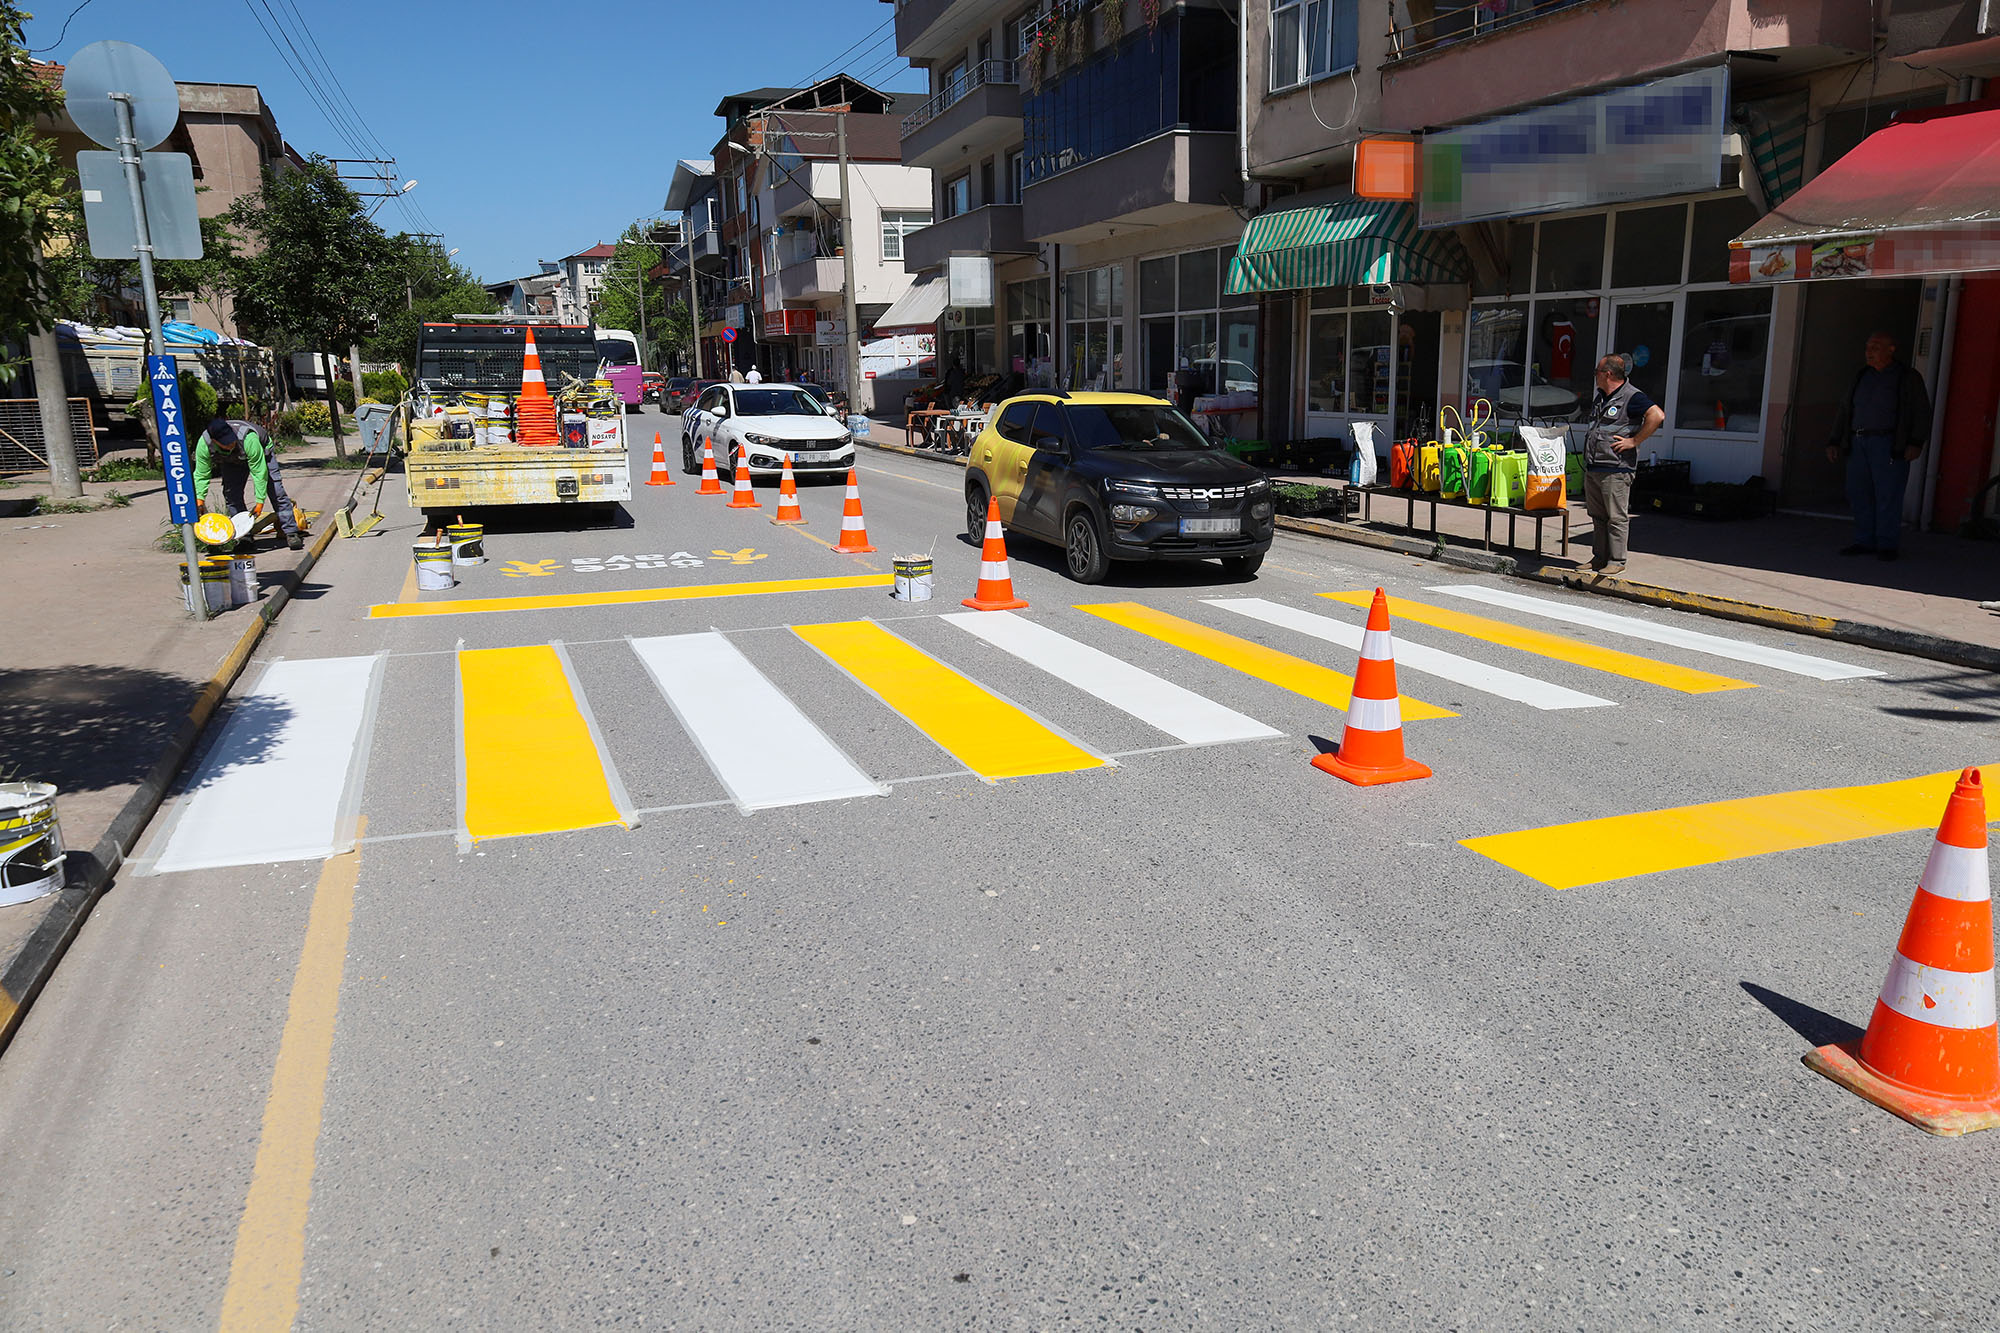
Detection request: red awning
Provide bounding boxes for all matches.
[1730,99,2000,282]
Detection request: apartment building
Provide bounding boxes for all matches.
[889,0,1244,398]
[663,159,728,378]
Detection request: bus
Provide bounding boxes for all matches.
[595,328,644,410]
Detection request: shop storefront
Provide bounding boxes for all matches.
[1059,263,1125,391]
[1006,276,1054,389]
[1139,244,1258,405]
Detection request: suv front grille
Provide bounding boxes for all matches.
[1161,485,1249,501]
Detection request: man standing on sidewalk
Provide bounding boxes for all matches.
[1582,352,1665,576]
[1826,331,1930,562]
[193,418,302,550]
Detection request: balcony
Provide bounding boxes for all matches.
[902,204,1030,273]
[770,163,839,220]
[891,0,986,64]
[686,224,723,267]
[777,255,844,301]
[1022,130,1237,246]
[900,61,1021,172]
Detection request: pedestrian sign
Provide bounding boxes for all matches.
[149,355,198,525]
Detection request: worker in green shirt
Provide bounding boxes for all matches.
[194,418,302,550]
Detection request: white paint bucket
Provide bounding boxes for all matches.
[446,522,485,566]
[892,556,934,602]
[182,558,231,614]
[414,541,455,591]
[228,554,258,607]
[0,781,65,907]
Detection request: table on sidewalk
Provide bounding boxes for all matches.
[904,408,951,448]
[1354,484,1573,557]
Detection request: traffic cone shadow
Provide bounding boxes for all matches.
[1805,767,2000,1135]
[1311,587,1429,786]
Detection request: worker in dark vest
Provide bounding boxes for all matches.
[1826,330,1931,562]
[1580,352,1665,576]
[194,417,302,550]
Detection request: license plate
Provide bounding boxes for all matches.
[1179,516,1239,535]
[796,451,830,462]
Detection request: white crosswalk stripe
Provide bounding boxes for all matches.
[941,610,1283,745]
[1206,597,1615,711]
[628,632,886,812]
[144,654,384,873]
[1429,585,1885,680]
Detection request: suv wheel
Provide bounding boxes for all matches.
[965,482,990,545]
[1065,510,1109,584]
[1221,552,1265,579]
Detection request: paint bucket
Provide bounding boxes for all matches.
[228,554,258,606]
[181,557,231,614]
[0,781,65,907]
[891,556,934,602]
[447,521,485,566]
[414,540,455,591]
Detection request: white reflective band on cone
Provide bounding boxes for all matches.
[1360,628,1395,661]
[1344,694,1403,734]
[842,516,866,529]
[1878,952,1999,1029]
[985,524,1004,540]
[1920,841,1992,904]
[980,561,1010,581]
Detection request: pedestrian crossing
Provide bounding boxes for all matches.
[137,587,1888,871]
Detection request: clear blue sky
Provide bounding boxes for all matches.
[25,0,922,284]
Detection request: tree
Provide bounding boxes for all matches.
[365,235,497,369]
[0,1,68,381]
[594,220,677,366]
[228,156,397,456]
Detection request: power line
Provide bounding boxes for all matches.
[28,0,98,53]
[804,17,894,85]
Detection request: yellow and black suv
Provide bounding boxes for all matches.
[964,391,1275,583]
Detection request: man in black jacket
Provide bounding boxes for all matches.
[1826,331,1931,561]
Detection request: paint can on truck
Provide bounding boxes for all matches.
[414,539,455,591]
[0,782,66,907]
[891,556,934,602]
[446,521,485,566]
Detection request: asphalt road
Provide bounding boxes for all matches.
[2,407,1997,1329]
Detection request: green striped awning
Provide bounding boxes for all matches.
[1225,198,1470,296]
[1737,92,1808,210]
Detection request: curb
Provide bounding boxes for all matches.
[857,435,962,469]
[0,518,342,1052]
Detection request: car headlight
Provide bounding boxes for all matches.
[1109,504,1157,523]
[743,432,781,446]
[836,433,852,447]
[1247,479,1272,496]
[1251,501,1273,519]
[1107,480,1163,499]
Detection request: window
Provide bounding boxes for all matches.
[979,158,995,208]
[1007,277,1053,387]
[1534,214,1604,292]
[996,400,1037,443]
[1007,2,1051,58]
[1068,403,1213,452]
[943,174,970,218]
[1138,248,1255,398]
[1270,0,1359,91]
[880,211,931,261]
[941,59,968,102]
[1028,403,1069,452]
[1005,150,1024,204]
[1611,205,1686,289]
[1676,288,1772,432]
[1061,264,1123,389]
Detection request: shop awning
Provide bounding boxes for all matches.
[1224,196,1470,296]
[1730,100,2000,283]
[872,273,946,337]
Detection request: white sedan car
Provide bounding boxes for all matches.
[680,383,854,480]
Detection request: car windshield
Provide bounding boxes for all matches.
[732,388,822,417]
[667,378,691,389]
[1066,403,1213,452]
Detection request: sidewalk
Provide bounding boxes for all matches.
[0,435,366,1043]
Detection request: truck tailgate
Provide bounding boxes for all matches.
[407,446,632,508]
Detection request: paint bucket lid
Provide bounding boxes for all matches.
[194,512,235,545]
[232,511,255,540]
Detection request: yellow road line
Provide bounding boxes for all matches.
[859,463,960,493]
[459,645,626,842]
[369,573,894,619]
[218,820,366,1333]
[779,521,882,570]
[1319,591,1754,694]
[794,619,1106,779]
[1466,763,2000,890]
[1078,602,1455,720]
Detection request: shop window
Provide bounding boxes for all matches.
[1143,317,1175,393]
[1467,303,1529,412]
[1140,256,1175,315]
[1611,205,1687,289]
[1676,288,1771,432]
[1528,302,1598,422]
[1177,249,1219,313]
[1062,264,1124,389]
[1306,313,1349,413]
[1687,195,1762,285]
[1219,311,1258,391]
[1535,215,1604,293]
[1348,309,1392,415]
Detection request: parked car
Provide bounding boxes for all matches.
[662,376,699,411]
[681,382,855,480]
[963,391,1274,583]
[641,371,664,404]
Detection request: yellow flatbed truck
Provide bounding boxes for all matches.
[406,322,632,517]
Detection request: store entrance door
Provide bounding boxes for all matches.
[1780,278,1922,512]
[1611,301,1676,409]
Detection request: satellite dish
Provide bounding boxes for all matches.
[63,41,180,153]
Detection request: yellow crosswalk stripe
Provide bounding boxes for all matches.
[794,620,1106,780]
[1466,763,2000,890]
[370,574,895,620]
[1318,591,1754,694]
[1077,602,1454,720]
[458,645,629,844]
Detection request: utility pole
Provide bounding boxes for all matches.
[837,112,866,415]
[687,234,704,380]
[31,327,80,498]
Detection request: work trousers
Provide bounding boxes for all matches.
[218,454,299,539]
[1585,469,1634,565]
[1845,434,1910,552]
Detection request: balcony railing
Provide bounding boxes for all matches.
[901,59,1018,137]
[1387,0,1594,62]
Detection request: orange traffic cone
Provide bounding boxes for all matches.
[513,326,558,447]
[833,468,875,553]
[1805,768,2000,1135]
[725,445,762,509]
[697,436,724,495]
[960,493,1028,611]
[1311,588,1430,786]
[645,432,674,486]
[771,455,805,524]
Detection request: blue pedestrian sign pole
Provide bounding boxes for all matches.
[149,356,197,524]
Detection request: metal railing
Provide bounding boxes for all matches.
[900,59,1019,137]
[1387,0,1594,62]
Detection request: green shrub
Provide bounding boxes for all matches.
[329,380,355,410]
[128,370,219,433]
[84,457,163,482]
[362,370,408,402]
[294,401,331,434]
